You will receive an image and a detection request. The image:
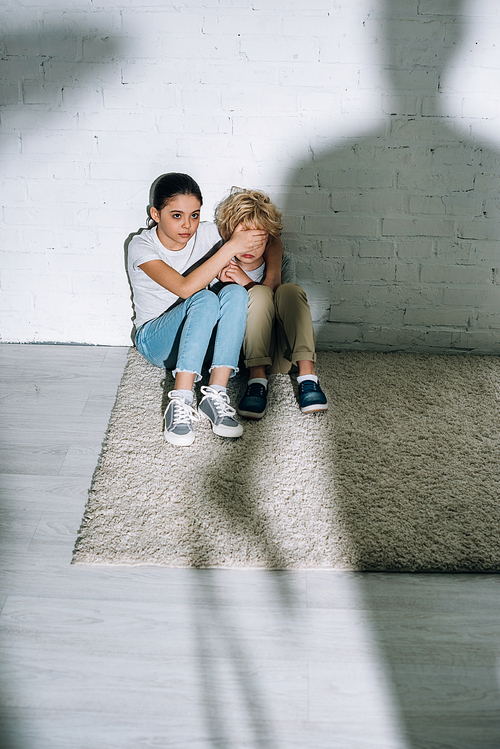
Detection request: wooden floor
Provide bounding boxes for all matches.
[1,344,500,749]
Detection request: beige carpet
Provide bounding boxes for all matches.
[72,349,500,570]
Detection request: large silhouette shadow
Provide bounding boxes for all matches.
[283,1,500,745]
[4,9,500,748]
[313,349,500,746]
[284,0,500,354]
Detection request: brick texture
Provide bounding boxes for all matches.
[1,0,500,351]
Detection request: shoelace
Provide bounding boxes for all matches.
[167,391,200,426]
[245,382,266,397]
[299,380,321,393]
[200,385,237,418]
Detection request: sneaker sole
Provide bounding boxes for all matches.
[212,423,244,438]
[200,409,243,438]
[301,403,328,414]
[164,429,196,446]
[237,408,265,420]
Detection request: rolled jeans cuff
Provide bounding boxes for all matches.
[172,367,202,383]
[209,364,240,379]
[244,355,272,369]
[290,351,316,365]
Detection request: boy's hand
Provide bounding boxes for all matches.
[217,263,231,282]
[219,260,252,287]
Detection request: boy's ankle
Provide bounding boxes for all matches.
[249,366,267,380]
[297,374,318,384]
[248,377,268,389]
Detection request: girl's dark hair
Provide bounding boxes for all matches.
[147,173,203,227]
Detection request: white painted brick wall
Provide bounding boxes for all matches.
[1,0,500,352]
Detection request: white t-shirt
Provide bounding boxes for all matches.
[244,253,296,284]
[128,221,223,328]
[244,262,266,283]
[209,252,296,293]
[208,259,266,292]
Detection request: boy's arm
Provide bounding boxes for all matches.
[262,237,283,291]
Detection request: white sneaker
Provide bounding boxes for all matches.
[198,386,243,438]
[164,392,200,446]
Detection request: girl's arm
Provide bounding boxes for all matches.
[262,237,283,291]
[139,226,267,299]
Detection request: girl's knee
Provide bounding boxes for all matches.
[219,283,248,309]
[217,285,248,333]
[191,288,218,304]
[186,289,219,318]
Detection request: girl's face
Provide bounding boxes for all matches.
[151,194,202,251]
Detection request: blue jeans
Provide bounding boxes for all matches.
[135,285,248,380]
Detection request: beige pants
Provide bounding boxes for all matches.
[243,283,317,375]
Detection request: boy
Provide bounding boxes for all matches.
[213,187,327,419]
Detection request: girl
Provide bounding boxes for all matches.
[128,172,275,447]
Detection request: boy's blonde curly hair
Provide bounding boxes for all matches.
[214,187,283,241]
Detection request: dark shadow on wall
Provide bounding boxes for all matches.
[114,0,500,738]
[280,0,500,744]
[282,0,500,354]
[0,28,124,125]
[124,229,144,345]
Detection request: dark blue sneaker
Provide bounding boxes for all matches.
[298,379,328,413]
[237,381,267,419]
